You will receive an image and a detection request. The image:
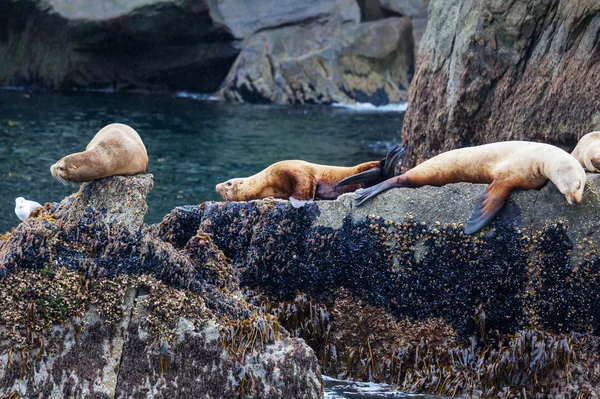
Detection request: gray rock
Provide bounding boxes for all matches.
[207,0,360,39]
[0,0,238,92]
[219,17,414,105]
[63,175,153,232]
[379,0,429,17]
[402,0,600,165]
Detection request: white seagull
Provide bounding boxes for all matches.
[15,197,43,221]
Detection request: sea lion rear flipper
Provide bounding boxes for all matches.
[381,144,406,178]
[336,168,383,187]
[336,144,406,188]
[353,176,408,207]
[464,182,512,234]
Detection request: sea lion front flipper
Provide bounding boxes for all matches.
[291,175,316,201]
[464,181,512,234]
[591,156,600,172]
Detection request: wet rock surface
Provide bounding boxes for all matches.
[402,0,600,165]
[3,172,600,397]
[0,175,323,398]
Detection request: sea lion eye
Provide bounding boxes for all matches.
[227,182,232,187]
[58,166,64,171]
[576,181,581,190]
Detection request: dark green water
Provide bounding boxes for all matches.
[0,90,403,232]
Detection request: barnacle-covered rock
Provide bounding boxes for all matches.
[0,174,323,398]
[182,173,600,396]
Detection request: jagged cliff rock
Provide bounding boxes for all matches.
[401,0,600,166]
[0,175,323,398]
[161,174,600,396]
[219,17,414,105]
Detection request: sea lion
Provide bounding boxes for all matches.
[50,123,148,183]
[337,141,586,234]
[572,131,600,172]
[216,145,404,202]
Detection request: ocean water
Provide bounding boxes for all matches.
[0,90,404,232]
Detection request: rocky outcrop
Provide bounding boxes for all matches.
[219,17,414,105]
[1,0,421,103]
[1,0,420,101]
[207,0,360,39]
[160,174,600,396]
[0,0,239,92]
[402,0,600,165]
[0,175,323,398]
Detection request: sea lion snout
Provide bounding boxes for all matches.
[216,181,231,200]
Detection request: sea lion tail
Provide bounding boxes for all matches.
[336,168,383,187]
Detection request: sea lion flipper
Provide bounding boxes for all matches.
[382,144,406,177]
[353,176,408,207]
[464,182,511,234]
[336,168,383,187]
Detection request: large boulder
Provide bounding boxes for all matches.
[219,17,415,105]
[161,174,600,396]
[207,0,360,39]
[401,0,600,165]
[0,0,238,92]
[0,175,323,398]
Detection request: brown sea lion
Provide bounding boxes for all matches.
[337,141,586,234]
[216,145,404,202]
[50,123,148,183]
[572,131,600,172]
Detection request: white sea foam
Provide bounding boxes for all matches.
[323,375,426,398]
[332,102,408,113]
[175,91,220,101]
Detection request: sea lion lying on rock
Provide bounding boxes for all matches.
[572,131,600,173]
[50,123,148,184]
[337,141,586,234]
[216,145,404,202]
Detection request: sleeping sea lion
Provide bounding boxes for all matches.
[572,131,600,172]
[50,123,148,183]
[216,145,404,202]
[337,141,586,234]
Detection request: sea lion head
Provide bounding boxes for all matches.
[216,178,248,201]
[553,160,586,205]
[50,152,89,184]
